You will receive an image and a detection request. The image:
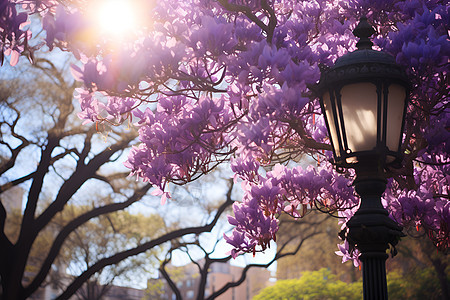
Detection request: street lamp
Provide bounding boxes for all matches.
[317,17,410,300]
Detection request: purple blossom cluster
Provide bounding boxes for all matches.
[2,0,449,262]
[0,0,60,65]
[385,157,450,250]
[226,158,359,258]
[76,89,137,125]
[123,95,235,201]
[225,180,280,258]
[0,0,29,65]
[381,4,448,71]
[335,240,361,267]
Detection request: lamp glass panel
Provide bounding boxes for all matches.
[386,84,407,152]
[340,83,378,153]
[323,92,341,157]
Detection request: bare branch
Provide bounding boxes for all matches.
[217,0,269,38]
[206,229,319,300]
[54,193,233,300]
[159,253,182,300]
[35,131,136,235]
[23,184,153,298]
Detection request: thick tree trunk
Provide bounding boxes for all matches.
[1,246,27,300]
[1,278,24,300]
[431,258,449,300]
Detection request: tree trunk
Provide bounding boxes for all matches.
[430,258,449,300]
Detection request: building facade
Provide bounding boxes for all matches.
[149,260,271,300]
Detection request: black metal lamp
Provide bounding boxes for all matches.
[317,17,410,300]
[318,17,410,172]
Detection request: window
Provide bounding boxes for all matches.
[186,290,194,299]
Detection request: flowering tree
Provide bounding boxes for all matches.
[2,0,448,279]
[1,58,272,300]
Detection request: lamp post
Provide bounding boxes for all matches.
[317,17,410,300]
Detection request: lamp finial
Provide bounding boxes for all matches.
[353,17,375,50]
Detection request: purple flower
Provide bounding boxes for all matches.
[0,0,30,65]
[335,240,361,267]
[4,0,448,258]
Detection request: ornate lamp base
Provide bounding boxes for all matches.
[345,177,404,300]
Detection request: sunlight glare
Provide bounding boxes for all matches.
[93,0,141,39]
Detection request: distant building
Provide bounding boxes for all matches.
[28,280,145,300]
[275,213,359,283]
[94,285,145,300]
[149,260,271,300]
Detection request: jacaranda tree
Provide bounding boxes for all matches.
[1,0,448,291]
[2,57,294,300]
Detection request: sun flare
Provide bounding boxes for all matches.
[90,0,145,40]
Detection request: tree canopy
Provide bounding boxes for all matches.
[0,58,225,300]
[1,0,448,288]
[0,57,325,300]
[254,267,447,300]
[254,268,363,300]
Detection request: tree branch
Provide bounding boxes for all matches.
[289,119,332,151]
[159,253,182,300]
[217,0,269,37]
[34,131,136,235]
[206,229,318,300]
[54,193,233,300]
[0,105,31,177]
[23,183,152,298]
[261,0,277,43]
